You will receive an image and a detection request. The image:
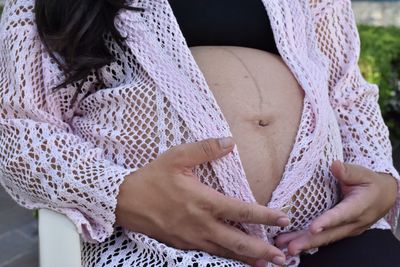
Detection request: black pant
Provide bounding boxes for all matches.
[299,229,400,267]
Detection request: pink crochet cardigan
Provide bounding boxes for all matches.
[0,0,399,266]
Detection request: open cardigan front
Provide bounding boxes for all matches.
[0,0,399,266]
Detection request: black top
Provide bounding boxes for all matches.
[168,0,280,55]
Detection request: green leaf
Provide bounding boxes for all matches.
[358,25,400,143]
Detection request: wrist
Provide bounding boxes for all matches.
[377,172,398,210]
[115,170,141,226]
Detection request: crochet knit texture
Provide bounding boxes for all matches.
[0,0,399,266]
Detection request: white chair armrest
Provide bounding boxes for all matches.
[39,209,82,267]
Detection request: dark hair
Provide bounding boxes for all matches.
[34,0,144,105]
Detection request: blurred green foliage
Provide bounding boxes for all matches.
[358,25,400,146]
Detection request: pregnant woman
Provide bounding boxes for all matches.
[0,0,399,266]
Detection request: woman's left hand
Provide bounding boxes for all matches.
[275,160,398,256]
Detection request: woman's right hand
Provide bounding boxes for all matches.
[115,137,289,267]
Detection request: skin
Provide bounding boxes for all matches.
[188,46,398,256]
[116,137,290,267]
[116,47,300,267]
[275,160,398,256]
[116,138,398,266]
[189,46,304,206]
[115,46,398,266]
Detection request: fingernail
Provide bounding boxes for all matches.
[338,161,346,173]
[218,137,234,149]
[272,256,286,266]
[277,217,290,226]
[315,227,323,233]
[342,163,348,175]
[280,205,291,214]
[255,259,267,267]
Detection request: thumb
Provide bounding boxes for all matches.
[167,137,236,168]
[330,160,346,182]
[330,160,371,185]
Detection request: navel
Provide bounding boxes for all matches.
[258,119,270,127]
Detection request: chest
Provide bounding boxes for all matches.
[168,0,279,55]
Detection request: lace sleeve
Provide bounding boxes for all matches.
[312,0,400,229]
[0,2,136,243]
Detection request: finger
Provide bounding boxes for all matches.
[287,224,359,256]
[331,160,373,185]
[212,193,289,227]
[309,194,364,234]
[274,230,306,248]
[165,137,235,168]
[210,221,286,266]
[199,240,258,266]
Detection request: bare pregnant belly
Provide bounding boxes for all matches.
[190,46,305,205]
